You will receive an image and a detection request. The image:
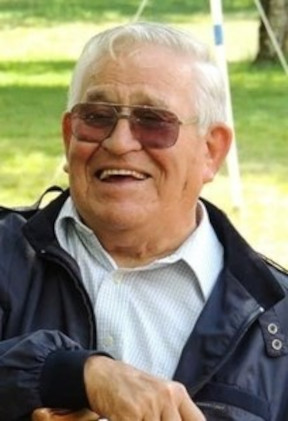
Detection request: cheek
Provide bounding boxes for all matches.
[178,148,207,192]
[67,142,99,165]
[66,143,99,187]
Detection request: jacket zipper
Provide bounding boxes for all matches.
[39,245,97,349]
[192,304,265,396]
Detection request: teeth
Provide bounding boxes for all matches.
[99,169,147,181]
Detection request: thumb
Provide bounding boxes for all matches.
[32,408,53,421]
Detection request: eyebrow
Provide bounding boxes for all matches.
[85,88,169,109]
[86,90,110,102]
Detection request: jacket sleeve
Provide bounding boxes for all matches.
[0,329,96,420]
[0,209,111,419]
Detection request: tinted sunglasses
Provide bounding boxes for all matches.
[69,102,198,149]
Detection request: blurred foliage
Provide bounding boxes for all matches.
[0,0,255,27]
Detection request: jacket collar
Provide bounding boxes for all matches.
[203,199,285,309]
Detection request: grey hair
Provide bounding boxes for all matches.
[67,21,227,131]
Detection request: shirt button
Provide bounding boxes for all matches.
[104,335,114,347]
[272,338,283,351]
[267,323,278,335]
[113,272,123,284]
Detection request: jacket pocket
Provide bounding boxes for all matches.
[194,382,270,421]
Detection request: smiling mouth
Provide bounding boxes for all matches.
[96,168,149,182]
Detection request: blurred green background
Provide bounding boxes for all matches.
[0,0,287,267]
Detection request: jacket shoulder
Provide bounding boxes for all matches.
[0,205,39,222]
[263,256,288,289]
[0,186,64,222]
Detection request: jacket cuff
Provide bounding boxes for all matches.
[40,349,111,410]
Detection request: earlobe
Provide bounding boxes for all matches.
[63,161,69,173]
[204,123,233,183]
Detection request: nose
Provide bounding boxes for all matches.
[101,116,142,155]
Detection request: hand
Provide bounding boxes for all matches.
[84,356,205,421]
[32,408,100,421]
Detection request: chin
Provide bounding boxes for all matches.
[87,204,148,231]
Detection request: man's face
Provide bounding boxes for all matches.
[62,44,229,235]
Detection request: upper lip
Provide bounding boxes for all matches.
[95,167,150,181]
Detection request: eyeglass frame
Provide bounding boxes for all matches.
[68,102,198,149]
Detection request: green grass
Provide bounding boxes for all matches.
[0,2,287,267]
[231,62,288,174]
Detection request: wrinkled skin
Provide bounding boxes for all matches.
[83,355,206,421]
[62,44,231,267]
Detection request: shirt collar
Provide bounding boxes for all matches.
[55,198,223,301]
[174,201,224,300]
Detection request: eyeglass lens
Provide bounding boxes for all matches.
[70,103,180,149]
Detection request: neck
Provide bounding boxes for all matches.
[92,208,200,268]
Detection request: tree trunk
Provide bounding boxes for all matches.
[255,0,288,62]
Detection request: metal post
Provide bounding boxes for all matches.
[209,0,243,209]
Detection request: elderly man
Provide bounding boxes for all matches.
[1,21,288,421]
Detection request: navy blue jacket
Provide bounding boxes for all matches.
[0,189,288,420]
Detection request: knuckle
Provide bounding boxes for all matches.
[161,380,187,399]
[171,380,187,395]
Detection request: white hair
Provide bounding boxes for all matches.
[67,21,227,131]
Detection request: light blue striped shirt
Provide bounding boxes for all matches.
[55,198,223,379]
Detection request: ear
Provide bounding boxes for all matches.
[203,123,233,183]
[62,112,73,156]
[61,112,73,174]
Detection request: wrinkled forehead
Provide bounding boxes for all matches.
[82,47,195,109]
[68,38,202,112]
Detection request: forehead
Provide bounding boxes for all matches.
[82,44,195,108]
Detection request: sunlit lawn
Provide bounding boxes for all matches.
[0,3,287,267]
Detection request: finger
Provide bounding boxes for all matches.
[32,408,100,421]
[64,409,100,420]
[160,405,182,421]
[50,409,98,420]
[32,408,53,421]
[179,395,206,421]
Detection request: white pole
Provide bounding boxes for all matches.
[209,0,243,209]
[132,0,149,21]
